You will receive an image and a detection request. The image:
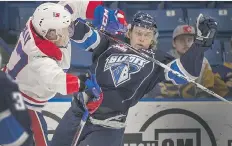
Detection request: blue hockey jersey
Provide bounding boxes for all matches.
[0,71,31,146]
[71,21,206,120]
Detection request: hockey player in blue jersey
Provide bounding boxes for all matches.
[0,53,33,146]
[51,5,218,146]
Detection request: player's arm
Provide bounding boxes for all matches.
[164,15,218,85]
[61,1,127,54]
[164,43,205,85]
[71,20,110,53]
[58,1,103,22]
[0,109,29,146]
[144,15,217,96]
[30,57,103,114]
[29,57,88,95]
[58,0,107,53]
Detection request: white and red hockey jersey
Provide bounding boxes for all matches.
[3,1,102,111]
[58,1,103,21]
[4,19,80,111]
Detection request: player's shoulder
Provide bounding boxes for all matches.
[0,71,9,81]
[154,49,175,64]
[0,71,18,89]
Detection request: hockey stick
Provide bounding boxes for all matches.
[76,18,232,104]
[71,93,89,146]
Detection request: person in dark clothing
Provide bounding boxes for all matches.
[0,52,33,146]
[51,5,218,146]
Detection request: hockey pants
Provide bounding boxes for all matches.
[51,105,125,146]
[28,109,49,146]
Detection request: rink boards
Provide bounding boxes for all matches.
[44,97,232,146]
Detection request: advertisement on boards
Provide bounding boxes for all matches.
[43,99,232,146]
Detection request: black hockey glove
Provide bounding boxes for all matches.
[78,73,89,92]
[195,13,218,48]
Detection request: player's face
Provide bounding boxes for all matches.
[173,34,194,55]
[55,27,69,47]
[129,26,154,50]
[45,29,58,41]
[45,28,69,47]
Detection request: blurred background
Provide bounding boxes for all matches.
[0,1,231,99]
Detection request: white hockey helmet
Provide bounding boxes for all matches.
[31,2,72,40]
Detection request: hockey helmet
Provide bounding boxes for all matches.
[31,3,72,41]
[127,11,159,49]
[131,11,157,31]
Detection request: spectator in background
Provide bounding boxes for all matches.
[145,24,230,98]
[202,37,232,98]
[206,39,232,98]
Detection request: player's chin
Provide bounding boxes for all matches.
[134,44,145,50]
[54,36,69,47]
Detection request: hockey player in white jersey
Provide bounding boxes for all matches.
[3,2,102,146]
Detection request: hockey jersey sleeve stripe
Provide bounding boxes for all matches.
[72,28,100,51]
[24,101,45,108]
[165,59,198,85]
[1,132,28,146]
[0,110,28,146]
[20,92,47,104]
[64,4,73,14]
[63,69,69,73]
[86,30,101,51]
[66,74,80,94]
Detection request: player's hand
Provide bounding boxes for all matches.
[78,73,101,95]
[84,74,101,98]
[84,74,103,114]
[76,74,103,114]
[74,91,103,114]
[92,5,128,35]
[195,13,218,47]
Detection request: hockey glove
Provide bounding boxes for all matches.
[92,5,128,35]
[195,13,218,47]
[84,74,101,98]
[75,74,103,114]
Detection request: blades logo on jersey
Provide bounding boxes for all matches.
[104,54,149,87]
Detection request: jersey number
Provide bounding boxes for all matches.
[12,92,26,111]
[8,26,31,79]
